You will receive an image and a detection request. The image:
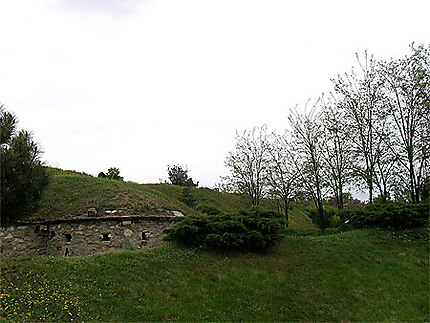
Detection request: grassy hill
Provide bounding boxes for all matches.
[1,228,428,321]
[30,167,314,229]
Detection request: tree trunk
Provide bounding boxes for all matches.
[284,197,289,228]
[339,184,344,210]
[318,199,325,233]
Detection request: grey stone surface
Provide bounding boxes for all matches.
[0,216,178,258]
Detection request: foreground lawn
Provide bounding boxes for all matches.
[1,228,428,321]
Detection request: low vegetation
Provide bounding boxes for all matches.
[29,167,314,229]
[165,207,285,250]
[1,228,428,321]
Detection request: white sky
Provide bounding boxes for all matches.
[0,0,428,187]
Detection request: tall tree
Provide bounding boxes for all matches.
[380,44,430,203]
[267,133,298,226]
[320,95,352,209]
[1,105,48,225]
[333,52,388,203]
[224,125,271,206]
[288,104,326,230]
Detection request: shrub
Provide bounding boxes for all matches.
[337,201,428,229]
[196,204,222,215]
[180,187,196,208]
[306,207,337,229]
[167,165,198,187]
[98,167,123,181]
[165,207,285,251]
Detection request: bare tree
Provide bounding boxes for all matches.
[267,133,298,226]
[333,52,388,203]
[320,94,353,209]
[288,103,326,230]
[223,125,271,206]
[379,44,430,203]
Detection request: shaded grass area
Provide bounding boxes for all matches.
[33,168,314,229]
[1,228,428,321]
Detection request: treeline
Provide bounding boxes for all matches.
[220,44,429,227]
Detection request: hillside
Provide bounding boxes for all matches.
[30,167,313,228]
[1,228,428,321]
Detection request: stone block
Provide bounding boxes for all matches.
[14,231,26,238]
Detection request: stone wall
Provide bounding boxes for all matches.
[0,216,179,257]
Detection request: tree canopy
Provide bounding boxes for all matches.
[1,105,48,225]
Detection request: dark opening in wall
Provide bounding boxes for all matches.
[102,233,110,241]
[34,225,40,233]
[64,233,72,242]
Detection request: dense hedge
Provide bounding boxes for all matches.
[195,204,222,215]
[306,207,339,229]
[165,207,285,250]
[337,201,429,229]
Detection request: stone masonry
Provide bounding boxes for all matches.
[0,215,180,257]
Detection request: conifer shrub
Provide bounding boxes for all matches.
[196,204,222,215]
[165,206,285,251]
[180,186,196,208]
[306,207,337,229]
[337,201,428,229]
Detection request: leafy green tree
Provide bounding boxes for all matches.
[1,105,48,225]
[167,165,198,187]
[98,167,123,180]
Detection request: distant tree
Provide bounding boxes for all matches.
[266,133,298,226]
[223,126,271,206]
[1,105,48,225]
[167,165,198,187]
[98,167,123,181]
[288,104,326,231]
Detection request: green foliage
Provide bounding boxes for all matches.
[167,164,198,187]
[337,201,429,229]
[196,204,222,215]
[306,206,337,229]
[0,107,48,225]
[165,207,285,250]
[180,186,196,208]
[98,167,123,181]
[31,168,314,229]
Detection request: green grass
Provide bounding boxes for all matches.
[1,228,428,321]
[32,167,314,229]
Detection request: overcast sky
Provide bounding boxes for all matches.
[0,0,428,187]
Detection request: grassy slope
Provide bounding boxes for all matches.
[1,228,428,321]
[32,167,314,229]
